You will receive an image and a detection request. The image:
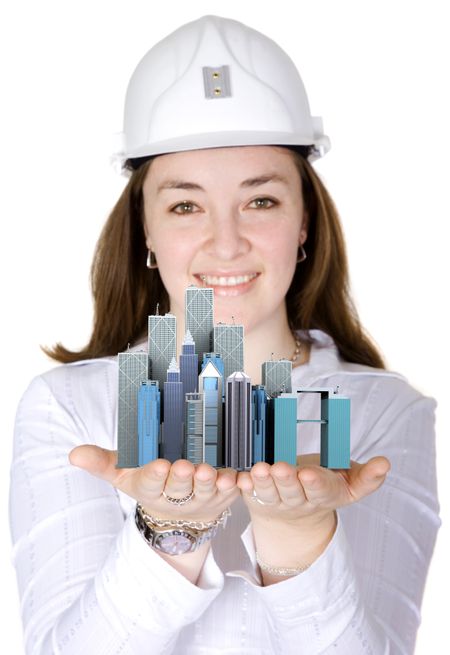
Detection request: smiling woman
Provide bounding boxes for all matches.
[9,14,439,655]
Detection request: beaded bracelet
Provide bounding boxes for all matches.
[256,551,311,577]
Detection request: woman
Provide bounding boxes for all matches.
[10,15,440,654]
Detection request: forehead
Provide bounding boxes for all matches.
[143,145,300,190]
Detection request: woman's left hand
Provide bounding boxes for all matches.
[237,454,390,523]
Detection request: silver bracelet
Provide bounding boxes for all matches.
[256,551,311,577]
[136,504,231,531]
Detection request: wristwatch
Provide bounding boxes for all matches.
[135,504,227,555]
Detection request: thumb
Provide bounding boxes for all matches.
[69,445,120,484]
[350,456,391,500]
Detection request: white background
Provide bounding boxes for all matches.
[1,1,448,652]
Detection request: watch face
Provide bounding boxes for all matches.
[156,531,195,555]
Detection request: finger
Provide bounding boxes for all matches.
[236,470,253,493]
[270,461,307,504]
[193,463,218,500]
[216,467,239,494]
[297,465,338,506]
[163,459,196,500]
[69,446,120,483]
[250,462,280,505]
[347,456,391,501]
[137,458,172,500]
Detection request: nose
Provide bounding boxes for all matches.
[203,206,251,261]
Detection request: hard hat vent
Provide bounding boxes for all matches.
[202,66,232,99]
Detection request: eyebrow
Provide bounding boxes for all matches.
[157,174,289,193]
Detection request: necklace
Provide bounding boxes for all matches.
[290,334,302,364]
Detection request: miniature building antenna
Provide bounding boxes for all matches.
[156,303,160,316]
[334,385,340,394]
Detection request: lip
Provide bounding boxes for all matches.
[193,272,260,297]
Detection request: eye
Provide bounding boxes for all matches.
[248,197,278,209]
[170,201,199,214]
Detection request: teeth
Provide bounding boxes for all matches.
[199,273,257,286]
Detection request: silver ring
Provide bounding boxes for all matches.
[162,489,195,505]
[250,489,268,505]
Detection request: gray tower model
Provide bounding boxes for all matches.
[198,360,223,467]
[262,360,292,397]
[185,286,214,359]
[213,323,244,379]
[148,313,176,389]
[225,371,252,470]
[162,358,184,462]
[179,330,199,396]
[185,392,205,464]
[117,350,149,467]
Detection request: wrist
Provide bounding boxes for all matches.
[135,504,231,556]
[251,510,337,570]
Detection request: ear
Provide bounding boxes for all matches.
[299,211,309,244]
[143,221,153,250]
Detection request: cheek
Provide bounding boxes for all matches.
[260,230,299,268]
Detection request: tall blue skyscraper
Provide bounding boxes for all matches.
[273,394,297,465]
[294,388,351,470]
[262,359,292,397]
[252,385,268,464]
[137,380,161,465]
[179,330,198,396]
[162,358,184,462]
[148,312,176,390]
[213,323,244,379]
[117,350,149,468]
[185,286,214,359]
[225,372,252,470]
[320,394,351,469]
[199,360,223,467]
[185,392,205,464]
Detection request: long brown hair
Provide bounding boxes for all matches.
[45,149,385,368]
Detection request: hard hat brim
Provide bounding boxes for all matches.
[118,130,330,164]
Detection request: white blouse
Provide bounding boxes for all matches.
[9,330,440,654]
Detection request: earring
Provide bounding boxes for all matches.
[297,245,307,263]
[146,249,158,269]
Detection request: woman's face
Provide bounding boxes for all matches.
[142,145,307,332]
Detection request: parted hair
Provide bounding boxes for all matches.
[45,149,385,369]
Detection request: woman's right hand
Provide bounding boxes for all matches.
[69,446,239,522]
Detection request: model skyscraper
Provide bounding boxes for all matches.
[225,372,252,469]
[185,392,205,464]
[199,360,223,467]
[262,359,292,396]
[138,380,160,466]
[117,351,149,468]
[213,323,244,380]
[185,286,214,359]
[148,312,176,389]
[251,385,268,464]
[179,330,198,396]
[162,358,184,462]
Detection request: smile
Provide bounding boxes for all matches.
[197,273,259,287]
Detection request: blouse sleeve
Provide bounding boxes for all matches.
[230,376,441,654]
[9,374,224,655]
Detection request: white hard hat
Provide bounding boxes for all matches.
[116,15,330,168]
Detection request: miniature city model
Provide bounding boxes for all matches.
[117,286,351,470]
